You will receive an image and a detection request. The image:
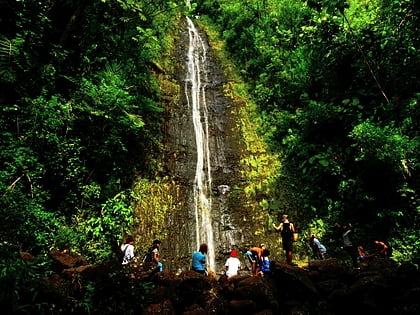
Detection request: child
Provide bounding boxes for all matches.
[225,249,241,277]
[259,249,271,277]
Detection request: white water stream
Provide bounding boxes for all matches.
[185,17,215,271]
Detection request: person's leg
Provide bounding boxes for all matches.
[286,251,292,264]
[246,252,257,275]
[345,246,359,268]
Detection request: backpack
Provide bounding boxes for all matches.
[280,222,293,240]
[142,247,154,263]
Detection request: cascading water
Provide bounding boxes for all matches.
[163,15,250,274]
[185,16,215,271]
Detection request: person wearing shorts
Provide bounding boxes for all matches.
[245,244,265,276]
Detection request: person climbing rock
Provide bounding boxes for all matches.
[309,234,327,260]
[246,244,266,276]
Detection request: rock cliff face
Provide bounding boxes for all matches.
[161,17,252,273]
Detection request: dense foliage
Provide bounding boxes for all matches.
[0,0,418,312]
[0,0,184,312]
[196,0,419,261]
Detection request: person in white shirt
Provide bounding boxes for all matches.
[225,249,241,277]
[121,236,135,265]
[310,234,327,259]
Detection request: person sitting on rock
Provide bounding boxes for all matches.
[225,249,241,278]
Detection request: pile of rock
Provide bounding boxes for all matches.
[46,250,419,314]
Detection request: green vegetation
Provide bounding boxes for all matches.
[0,0,185,312]
[196,0,419,261]
[0,0,418,312]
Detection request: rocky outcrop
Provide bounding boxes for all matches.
[41,251,420,314]
[140,258,419,315]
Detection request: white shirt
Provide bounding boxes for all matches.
[313,238,327,253]
[121,244,134,265]
[343,230,352,247]
[225,257,241,277]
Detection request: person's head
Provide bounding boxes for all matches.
[153,239,162,248]
[199,243,208,254]
[282,214,289,222]
[309,234,315,245]
[230,250,237,257]
[259,243,266,249]
[126,236,134,244]
[262,249,270,257]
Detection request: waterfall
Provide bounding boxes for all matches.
[185,17,215,271]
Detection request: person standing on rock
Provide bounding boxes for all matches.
[192,243,208,275]
[225,249,241,277]
[335,223,359,269]
[121,236,135,266]
[273,214,297,266]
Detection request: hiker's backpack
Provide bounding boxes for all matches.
[281,222,293,240]
[142,247,154,263]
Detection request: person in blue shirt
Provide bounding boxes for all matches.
[310,234,327,260]
[192,243,208,275]
[259,249,271,277]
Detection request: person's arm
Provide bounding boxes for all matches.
[273,222,282,231]
[290,223,296,233]
[153,249,159,263]
[379,242,387,255]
